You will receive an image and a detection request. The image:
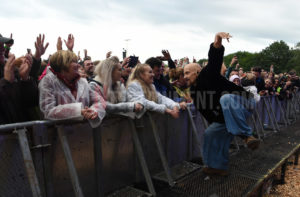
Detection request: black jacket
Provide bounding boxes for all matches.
[191,43,252,124]
[153,59,176,97]
[255,77,265,93]
[0,78,38,124]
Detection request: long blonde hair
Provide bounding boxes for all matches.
[94,56,122,103]
[127,64,158,102]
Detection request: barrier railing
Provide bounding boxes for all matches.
[0,92,299,197]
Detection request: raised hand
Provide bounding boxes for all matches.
[161,50,171,61]
[57,37,63,51]
[34,34,49,60]
[230,56,238,66]
[214,32,232,48]
[19,55,33,81]
[84,49,88,59]
[77,51,82,61]
[106,51,112,59]
[25,53,33,66]
[4,54,15,82]
[270,64,274,72]
[64,34,74,51]
[217,32,232,42]
[6,33,14,48]
[121,56,130,68]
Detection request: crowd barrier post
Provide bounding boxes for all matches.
[31,124,52,197]
[129,119,156,196]
[250,115,261,140]
[292,92,300,116]
[14,128,42,197]
[287,99,296,121]
[200,114,209,130]
[147,113,175,187]
[286,99,290,120]
[290,97,298,120]
[291,97,297,120]
[262,97,278,132]
[275,96,289,126]
[266,96,280,131]
[57,126,84,197]
[187,105,202,160]
[295,91,300,107]
[254,108,266,138]
[282,99,291,125]
[292,97,298,119]
[92,127,104,197]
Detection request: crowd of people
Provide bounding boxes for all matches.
[1,32,299,176]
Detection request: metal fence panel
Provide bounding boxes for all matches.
[0,134,32,196]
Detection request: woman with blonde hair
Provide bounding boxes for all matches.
[127,63,181,118]
[39,50,106,128]
[90,56,143,114]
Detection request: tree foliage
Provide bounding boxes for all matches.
[222,40,298,74]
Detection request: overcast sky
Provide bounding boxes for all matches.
[1,0,300,62]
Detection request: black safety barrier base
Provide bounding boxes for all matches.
[152,161,201,183]
[152,120,300,197]
[106,186,152,197]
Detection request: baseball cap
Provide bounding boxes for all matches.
[0,34,14,44]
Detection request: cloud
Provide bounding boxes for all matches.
[1,0,300,62]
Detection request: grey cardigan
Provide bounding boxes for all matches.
[89,81,136,114]
[127,81,179,114]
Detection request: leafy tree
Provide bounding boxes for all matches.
[256,41,292,73]
[224,51,257,71]
[198,58,208,67]
[197,40,300,74]
[286,49,300,74]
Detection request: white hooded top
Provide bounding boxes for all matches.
[243,85,261,103]
[127,81,179,115]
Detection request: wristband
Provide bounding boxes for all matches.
[4,45,10,50]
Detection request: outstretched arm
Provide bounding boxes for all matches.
[207,32,232,74]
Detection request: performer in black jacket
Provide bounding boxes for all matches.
[184,32,260,176]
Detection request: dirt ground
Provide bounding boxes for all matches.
[268,162,300,197]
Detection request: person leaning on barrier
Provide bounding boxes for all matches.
[241,73,261,103]
[264,78,276,96]
[127,64,186,119]
[252,66,266,93]
[168,66,193,103]
[184,32,260,176]
[39,50,106,128]
[89,56,144,116]
[146,50,176,96]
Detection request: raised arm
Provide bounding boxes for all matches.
[214,32,232,49]
[207,32,232,74]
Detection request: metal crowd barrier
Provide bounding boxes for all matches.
[0,92,300,197]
